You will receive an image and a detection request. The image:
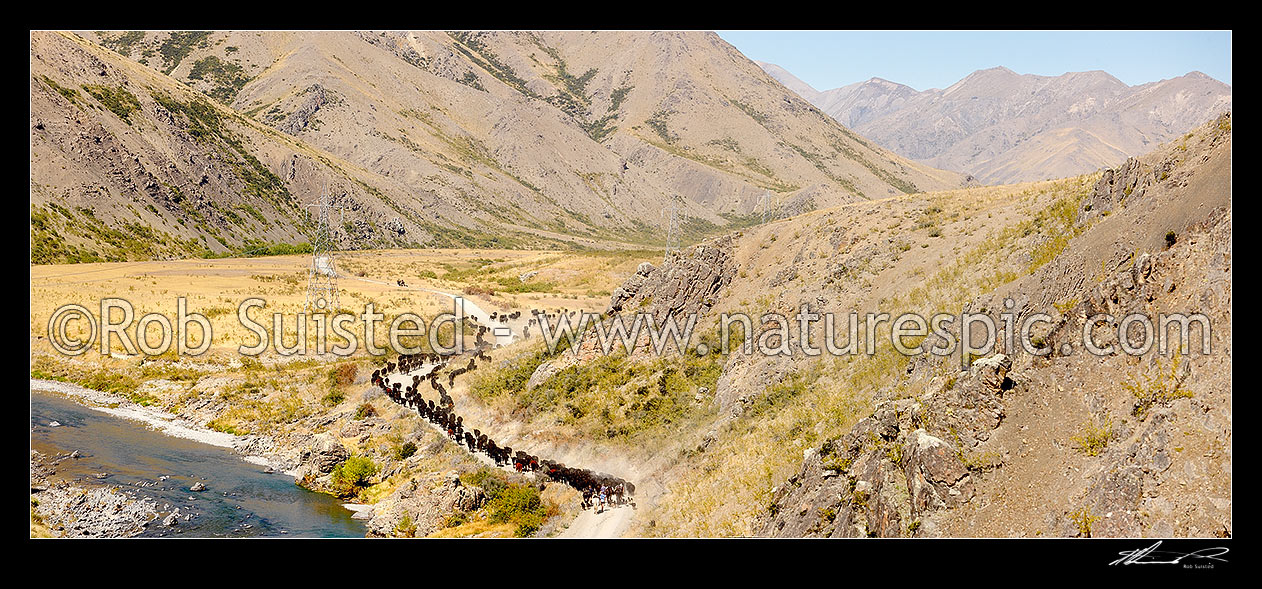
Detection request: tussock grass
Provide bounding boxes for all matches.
[646,175,1098,536]
[1070,415,1114,457]
[649,354,875,536]
[1068,506,1101,537]
[472,345,723,444]
[1126,353,1193,418]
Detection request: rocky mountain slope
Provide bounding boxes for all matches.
[32,30,534,264]
[500,113,1229,537]
[753,113,1231,537]
[759,62,1231,184]
[31,30,964,263]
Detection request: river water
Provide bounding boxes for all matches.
[31,391,367,538]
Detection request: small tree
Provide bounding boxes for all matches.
[331,456,379,498]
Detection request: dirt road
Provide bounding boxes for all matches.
[559,504,634,538]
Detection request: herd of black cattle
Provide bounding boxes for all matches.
[369,315,635,510]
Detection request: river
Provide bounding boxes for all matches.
[31,391,367,538]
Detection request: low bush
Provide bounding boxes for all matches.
[331,456,379,497]
[393,441,418,460]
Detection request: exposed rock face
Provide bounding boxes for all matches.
[527,235,738,387]
[606,261,655,315]
[295,432,350,488]
[1052,213,1230,538]
[1059,401,1226,538]
[365,472,486,538]
[1080,115,1229,229]
[904,429,974,517]
[525,360,561,391]
[757,354,1012,537]
[606,234,737,322]
[822,237,905,290]
[760,117,1230,539]
[1080,155,1171,222]
[760,61,1231,184]
[277,84,328,136]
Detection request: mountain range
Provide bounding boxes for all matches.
[31,31,962,263]
[757,61,1231,184]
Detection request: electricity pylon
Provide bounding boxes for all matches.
[305,184,344,311]
[663,195,682,262]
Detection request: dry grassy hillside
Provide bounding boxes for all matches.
[44,30,963,264]
[32,30,587,266]
[451,114,1230,537]
[748,113,1232,538]
[27,114,1230,538]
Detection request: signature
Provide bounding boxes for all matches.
[1110,541,1229,566]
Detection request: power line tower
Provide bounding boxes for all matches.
[663,195,682,262]
[305,184,344,312]
[758,190,780,224]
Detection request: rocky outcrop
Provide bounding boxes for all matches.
[1080,156,1170,221]
[525,360,561,391]
[1077,114,1231,225]
[365,472,487,537]
[757,354,1014,537]
[277,84,328,136]
[295,432,350,489]
[904,429,974,517]
[606,234,736,322]
[31,451,158,538]
[525,234,739,388]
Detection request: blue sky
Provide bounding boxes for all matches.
[715,30,1232,92]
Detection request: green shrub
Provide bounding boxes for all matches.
[331,456,378,497]
[442,511,469,529]
[81,85,142,123]
[322,363,356,407]
[187,55,251,102]
[321,390,346,407]
[40,76,81,105]
[459,469,549,536]
[394,514,417,537]
[354,403,376,420]
[1126,353,1192,418]
[487,484,548,537]
[461,468,508,499]
[157,31,211,74]
[393,441,418,460]
[1070,416,1114,456]
[1069,506,1101,537]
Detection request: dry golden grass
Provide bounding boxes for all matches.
[427,512,518,538]
[28,247,654,454]
[29,172,1102,536]
[30,247,653,361]
[30,505,54,538]
[637,173,1098,536]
